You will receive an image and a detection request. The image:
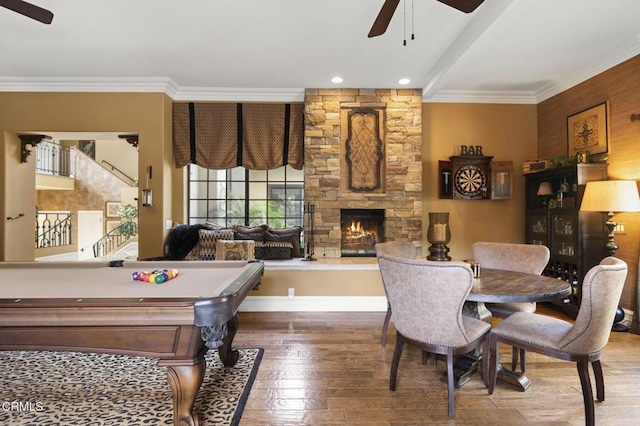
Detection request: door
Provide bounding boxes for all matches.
[78,210,104,260]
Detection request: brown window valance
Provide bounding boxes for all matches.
[173,102,304,170]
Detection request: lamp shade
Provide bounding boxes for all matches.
[580,180,640,212]
[537,181,553,196]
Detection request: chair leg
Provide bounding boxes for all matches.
[482,336,490,388]
[390,336,404,391]
[381,303,392,346]
[510,347,527,373]
[488,335,499,394]
[591,360,605,402]
[447,350,455,418]
[577,361,595,426]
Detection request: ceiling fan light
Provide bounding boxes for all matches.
[331,76,343,84]
[398,78,411,85]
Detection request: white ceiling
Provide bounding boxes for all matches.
[1,0,640,103]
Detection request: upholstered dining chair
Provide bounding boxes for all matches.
[472,242,550,371]
[487,257,628,426]
[375,242,421,346]
[377,254,491,418]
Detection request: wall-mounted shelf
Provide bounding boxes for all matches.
[438,156,512,200]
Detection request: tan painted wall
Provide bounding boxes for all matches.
[422,103,538,261]
[538,54,640,310]
[1,132,35,261]
[95,139,138,183]
[0,92,172,260]
[253,268,385,297]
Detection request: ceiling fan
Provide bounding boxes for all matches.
[0,0,54,24]
[368,0,484,37]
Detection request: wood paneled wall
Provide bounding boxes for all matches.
[538,54,640,311]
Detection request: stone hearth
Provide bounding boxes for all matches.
[304,88,422,258]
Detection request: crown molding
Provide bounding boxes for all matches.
[0,77,305,102]
[424,90,538,104]
[0,77,180,96]
[172,87,305,102]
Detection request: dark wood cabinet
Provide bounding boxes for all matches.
[525,164,608,316]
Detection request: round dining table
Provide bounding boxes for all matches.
[454,267,572,390]
[464,267,572,323]
[469,268,572,303]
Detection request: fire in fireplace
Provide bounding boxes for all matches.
[340,209,384,257]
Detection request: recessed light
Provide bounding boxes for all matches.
[331,76,343,84]
[398,78,411,85]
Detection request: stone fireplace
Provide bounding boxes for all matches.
[304,88,422,258]
[341,209,385,257]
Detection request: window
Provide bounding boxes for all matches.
[188,165,304,228]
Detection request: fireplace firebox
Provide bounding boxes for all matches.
[340,209,384,257]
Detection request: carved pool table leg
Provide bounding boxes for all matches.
[218,314,240,367]
[162,357,206,426]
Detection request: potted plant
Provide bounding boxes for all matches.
[116,203,138,237]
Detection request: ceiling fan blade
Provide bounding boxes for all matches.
[436,0,485,13]
[368,0,401,38]
[0,0,54,24]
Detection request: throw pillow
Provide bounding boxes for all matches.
[197,229,235,260]
[204,221,236,232]
[268,226,303,257]
[264,231,289,242]
[234,232,265,242]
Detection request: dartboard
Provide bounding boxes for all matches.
[454,164,486,197]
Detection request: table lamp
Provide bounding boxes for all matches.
[580,180,640,256]
[580,180,640,332]
[537,181,553,206]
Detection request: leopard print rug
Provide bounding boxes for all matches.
[0,348,263,425]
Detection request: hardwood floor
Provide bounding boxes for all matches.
[233,306,640,425]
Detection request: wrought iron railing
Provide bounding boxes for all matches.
[92,215,138,258]
[35,211,73,248]
[35,139,77,177]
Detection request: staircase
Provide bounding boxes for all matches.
[93,215,138,258]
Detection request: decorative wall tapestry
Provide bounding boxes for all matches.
[341,107,385,193]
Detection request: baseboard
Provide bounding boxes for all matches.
[239,296,387,312]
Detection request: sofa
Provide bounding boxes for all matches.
[167,223,303,261]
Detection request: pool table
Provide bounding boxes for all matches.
[0,259,263,426]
